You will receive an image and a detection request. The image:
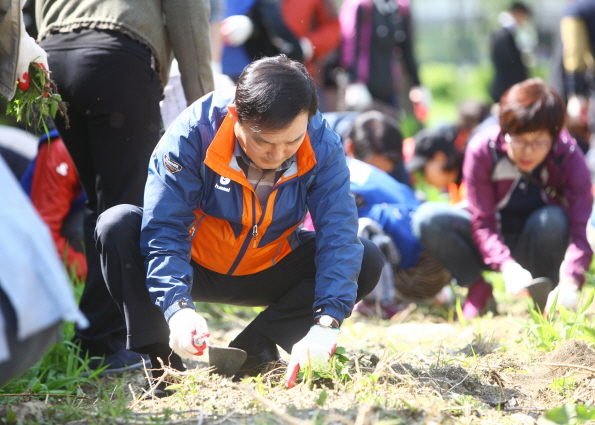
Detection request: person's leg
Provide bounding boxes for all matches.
[506,205,569,285]
[412,202,495,318]
[0,285,61,385]
[97,219,381,379]
[412,202,486,287]
[95,204,183,390]
[95,205,171,351]
[45,50,129,359]
[45,35,161,364]
[189,234,382,357]
[81,42,160,361]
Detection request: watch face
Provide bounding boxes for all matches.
[319,315,333,327]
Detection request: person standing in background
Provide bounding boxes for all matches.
[35,0,214,372]
[281,0,341,110]
[489,2,531,103]
[560,0,595,183]
[339,0,425,119]
[221,0,303,82]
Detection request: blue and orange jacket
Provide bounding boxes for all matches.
[141,88,363,323]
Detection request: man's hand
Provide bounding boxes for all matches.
[16,21,48,91]
[545,280,580,312]
[168,308,210,359]
[284,325,339,388]
[501,261,533,296]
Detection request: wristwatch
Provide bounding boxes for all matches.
[314,315,340,329]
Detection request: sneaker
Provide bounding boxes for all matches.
[461,278,497,319]
[86,349,151,376]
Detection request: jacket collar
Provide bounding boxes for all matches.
[204,113,317,185]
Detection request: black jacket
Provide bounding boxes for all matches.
[489,27,528,102]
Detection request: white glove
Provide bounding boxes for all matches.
[545,282,579,312]
[501,262,533,295]
[299,37,314,62]
[221,15,254,47]
[16,20,48,91]
[284,325,339,388]
[168,308,210,359]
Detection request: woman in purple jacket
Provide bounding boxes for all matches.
[413,78,593,318]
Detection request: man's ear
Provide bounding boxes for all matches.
[228,104,238,122]
[344,138,355,157]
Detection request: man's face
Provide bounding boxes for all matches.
[234,112,309,170]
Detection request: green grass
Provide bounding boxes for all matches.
[0,281,106,399]
[419,61,493,128]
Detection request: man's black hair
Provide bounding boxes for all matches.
[235,55,318,132]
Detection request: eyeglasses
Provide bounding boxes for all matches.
[504,133,552,151]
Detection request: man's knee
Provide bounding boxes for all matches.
[95,204,142,248]
[358,237,384,296]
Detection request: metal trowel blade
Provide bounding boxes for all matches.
[208,345,247,377]
[526,277,553,312]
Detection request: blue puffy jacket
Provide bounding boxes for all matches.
[348,158,422,269]
[142,88,363,322]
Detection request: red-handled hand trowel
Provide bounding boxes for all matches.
[193,335,247,377]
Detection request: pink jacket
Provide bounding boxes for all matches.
[463,126,593,284]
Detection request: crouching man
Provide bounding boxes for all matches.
[95,55,382,394]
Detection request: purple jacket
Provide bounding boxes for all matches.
[463,126,593,284]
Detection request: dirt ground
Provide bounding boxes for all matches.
[120,305,595,424]
[5,299,595,424]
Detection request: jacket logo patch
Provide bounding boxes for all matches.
[56,162,68,176]
[215,175,231,192]
[164,154,183,174]
[215,183,230,192]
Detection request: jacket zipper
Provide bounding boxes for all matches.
[227,192,266,274]
[226,172,304,274]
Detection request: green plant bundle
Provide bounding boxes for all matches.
[523,286,595,351]
[5,62,68,140]
[296,346,351,388]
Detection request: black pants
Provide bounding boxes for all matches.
[96,205,383,354]
[41,30,162,356]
